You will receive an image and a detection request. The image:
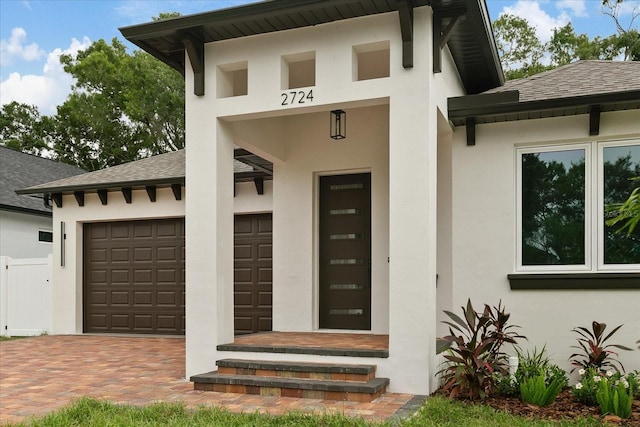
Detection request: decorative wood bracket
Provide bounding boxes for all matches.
[182,35,205,96]
[122,187,132,204]
[397,0,414,69]
[465,117,476,146]
[589,104,601,136]
[98,189,108,205]
[146,186,157,202]
[254,177,264,195]
[73,191,84,207]
[52,193,63,208]
[433,7,466,73]
[171,184,182,201]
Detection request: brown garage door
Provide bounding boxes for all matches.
[234,214,273,335]
[83,219,185,335]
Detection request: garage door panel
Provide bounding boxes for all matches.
[134,247,153,261]
[111,248,130,262]
[84,218,185,335]
[234,214,272,335]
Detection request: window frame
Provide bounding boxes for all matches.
[516,139,639,273]
[597,139,640,271]
[38,229,53,244]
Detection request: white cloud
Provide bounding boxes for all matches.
[0,27,45,66]
[556,0,588,18]
[503,1,571,43]
[1,37,91,115]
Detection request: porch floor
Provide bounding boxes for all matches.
[219,332,389,358]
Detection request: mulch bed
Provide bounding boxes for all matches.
[440,389,640,426]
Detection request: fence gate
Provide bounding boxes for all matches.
[0,256,53,336]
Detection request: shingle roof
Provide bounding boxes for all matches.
[17,148,273,195]
[0,146,86,215]
[448,60,640,126]
[485,60,640,102]
[19,149,185,194]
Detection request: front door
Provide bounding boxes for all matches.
[319,173,371,330]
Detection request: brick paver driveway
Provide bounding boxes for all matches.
[0,335,413,425]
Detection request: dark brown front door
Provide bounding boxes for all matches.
[83,218,185,334]
[319,173,371,330]
[234,214,273,335]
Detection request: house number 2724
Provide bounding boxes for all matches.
[281,90,314,106]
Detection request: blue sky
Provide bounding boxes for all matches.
[1,0,638,115]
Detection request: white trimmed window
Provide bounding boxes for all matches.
[517,140,640,272]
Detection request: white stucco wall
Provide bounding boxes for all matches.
[0,210,54,258]
[448,109,640,376]
[184,5,468,394]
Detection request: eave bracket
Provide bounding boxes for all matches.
[397,0,414,69]
[433,7,466,73]
[589,105,601,136]
[465,117,476,146]
[182,35,205,96]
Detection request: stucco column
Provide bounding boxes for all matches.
[388,102,438,395]
[387,7,438,395]
[185,101,234,377]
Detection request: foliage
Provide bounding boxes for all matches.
[27,396,381,427]
[22,395,611,427]
[1,36,185,171]
[607,177,640,236]
[573,368,639,409]
[520,374,565,407]
[596,375,634,419]
[569,321,633,373]
[493,14,548,80]
[0,102,53,157]
[436,299,526,400]
[493,346,567,399]
[494,1,640,80]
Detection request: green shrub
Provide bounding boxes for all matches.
[569,321,632,373]
[596,376,633,419]
[436,299,526,400]
[573,368,639,406]
[493,346,567,399]
[520,374,565,407]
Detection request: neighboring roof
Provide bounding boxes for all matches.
[17,149,273,195]
[448,61,640,126]
[18,149,185,195]
[0,146,86,216]
[119,0,503,94]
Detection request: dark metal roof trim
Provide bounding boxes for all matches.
[120,0,504,95]
[0,204,52,218]
[448,89,640,126]
[16,177,185,196]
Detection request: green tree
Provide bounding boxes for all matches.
[0,12,185,171]
[0,102,53,156]
[493,14,548,79]
[53,38,185,170]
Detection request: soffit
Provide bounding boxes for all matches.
[120,0,503,94]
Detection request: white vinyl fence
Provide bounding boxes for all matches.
[0,255,53,336]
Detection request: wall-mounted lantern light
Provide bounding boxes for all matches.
[330,109,346,140]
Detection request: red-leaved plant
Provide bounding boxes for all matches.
[436,299,526,400]
[569,321,633,373]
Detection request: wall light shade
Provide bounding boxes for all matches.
[330,109,346,140]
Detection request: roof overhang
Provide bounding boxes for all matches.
[448,89,640,145]
[119,0,503,95]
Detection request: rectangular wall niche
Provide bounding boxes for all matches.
[281,51,315,90]
[217,61,248,98]
[353,41,390,81]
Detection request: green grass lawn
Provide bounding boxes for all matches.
[9,396,607,427]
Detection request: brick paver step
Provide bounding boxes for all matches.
[216,342,389,358]
[215,358,377,382]
[190,372,389,402]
